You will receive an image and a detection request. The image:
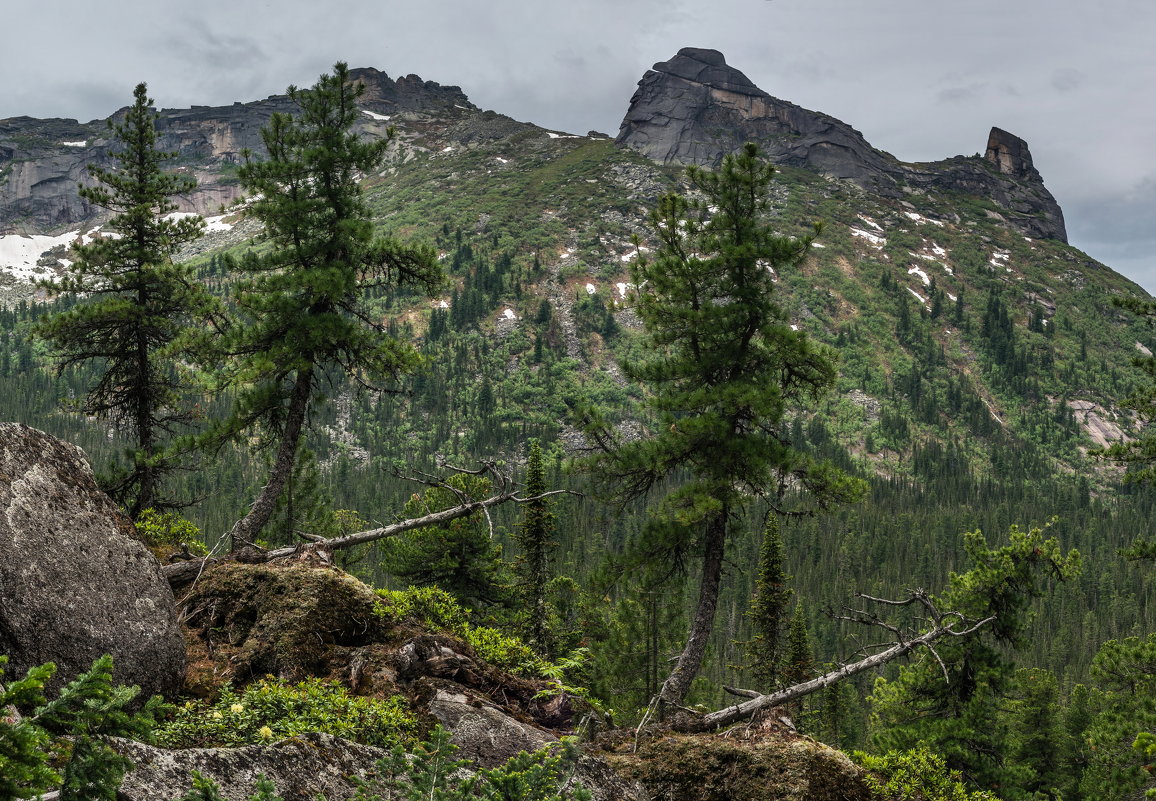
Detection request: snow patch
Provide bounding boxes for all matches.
[947,293,957,302]
[501,308,516,320]
[907,287,927,304]
[495,157,508,164]
[585,283,597,295]
[616,282,632,298]
[361,109,390,121]
[857,214,883,231]
[908,266,930,286]
[1137,341,1153,357]
[203,214,234,233]
[790,324,799,331]
[441,146,454,153]
[902,211,944,227]
[60,140,87,147]
[437,300,449,309]
[0,231,81,283]
[811,242,826,248]
[546,132,579,139]
[851,228,886,247]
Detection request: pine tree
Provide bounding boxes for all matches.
[514,439,556,653]
[583,143,864,706]
[35,83,211,516]
[219,63,441,549]
[746,514,793,688]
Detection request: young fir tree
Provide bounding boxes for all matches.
[219,63,441,549]
[384,474,509,613]
[782,601,815,721]
[583,142,864,706]
[35,83,210,516]
[514,439,556,653]
[745,514,793,688]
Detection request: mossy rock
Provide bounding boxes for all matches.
[612,733,874,801]
[182,562,392,688]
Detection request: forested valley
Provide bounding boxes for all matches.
[1,60,1154,801]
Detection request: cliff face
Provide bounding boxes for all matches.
[617,48,1067,241]
[0,68,475,232]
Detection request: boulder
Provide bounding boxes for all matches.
[0,422,185,698]
[114,732,388,801]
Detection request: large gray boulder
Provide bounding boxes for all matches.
[0,422,185,698]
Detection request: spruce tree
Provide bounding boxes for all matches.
[35,83,210,516]
[583,142,864,706]
[514,439,556,653]
[746,514,792,688]
[220,62,441,549]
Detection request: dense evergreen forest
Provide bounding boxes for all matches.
[2,65,1154,801]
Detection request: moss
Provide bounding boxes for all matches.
[181,562,391,687]
[612,733,874,801]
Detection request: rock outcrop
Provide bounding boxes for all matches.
[0,68,475,232]
[616,47,899,188]
[0,423,185,698]
[617,47,1067,241]
[114,732,389,801]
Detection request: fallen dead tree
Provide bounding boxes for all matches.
[163,460,570,592]
[674,589,994,732]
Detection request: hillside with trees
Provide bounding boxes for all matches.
[1,56,1153,801]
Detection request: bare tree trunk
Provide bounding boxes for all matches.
[659,509,727,706]
[165,481,571,591]
[684,612,996,731]
[228,367,313,551]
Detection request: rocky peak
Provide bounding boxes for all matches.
[347,67,475,113]
[616,47,901,186]
[649,47,765,95]
[616,48,1068,242]
[985,126,1038,179]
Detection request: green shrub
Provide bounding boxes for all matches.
[354,724,591,801]
[376,586,546,676]
[135,508,208,555]
[0,655,165,801]
[853,748,998,801]
[155,677,416,749]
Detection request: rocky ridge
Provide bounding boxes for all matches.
[616,47,1067,241]
[0,68,480,232]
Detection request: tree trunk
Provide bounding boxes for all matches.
[227,367,313,551]
[659,509,727,706]
[685,614,996,731]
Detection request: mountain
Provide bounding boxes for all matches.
[617,47,1066,241]
[1,48,1153,726]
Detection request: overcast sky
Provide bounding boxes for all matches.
[4,0,1153,291]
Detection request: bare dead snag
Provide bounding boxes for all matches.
[678,590,995,732]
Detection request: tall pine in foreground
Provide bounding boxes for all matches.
[583,142,864,706]
[35,83,209,516]
[219,62,441,549]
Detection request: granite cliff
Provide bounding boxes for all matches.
[616,47,1067,241]
[0,68,477,231]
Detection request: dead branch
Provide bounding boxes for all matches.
[684,590,995,732]
[163,461,574,591]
